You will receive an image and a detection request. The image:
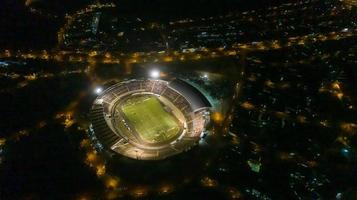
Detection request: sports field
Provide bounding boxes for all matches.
[121,95,181,143]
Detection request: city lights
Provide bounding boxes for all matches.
[2,0,357,199]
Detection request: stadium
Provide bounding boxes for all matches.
[90,78,211,160]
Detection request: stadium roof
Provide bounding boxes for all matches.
[169,79,211,111]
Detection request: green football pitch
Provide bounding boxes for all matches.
[121,95,181,143]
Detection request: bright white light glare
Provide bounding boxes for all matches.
[203,73,208,78]
[95,87,103,94]
[150,69,160,78]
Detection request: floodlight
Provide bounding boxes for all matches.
[95,87,103,94]
[150,69,160,78]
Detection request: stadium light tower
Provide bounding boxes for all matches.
[95,87,103,94]
[150,69,160,79]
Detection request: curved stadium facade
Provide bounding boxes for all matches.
[90,79,211,160]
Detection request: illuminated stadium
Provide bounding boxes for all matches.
[90,79,211,160]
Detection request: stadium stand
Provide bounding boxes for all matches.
[90,78,211,160]
[90,103,122,148]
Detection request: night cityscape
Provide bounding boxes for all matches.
[0,0,357,199]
